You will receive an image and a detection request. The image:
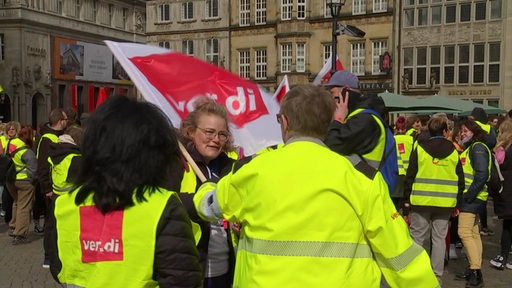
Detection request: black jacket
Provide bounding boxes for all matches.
[403,137,465,208]
[325,94,386,156]
[493,146,512,219]
[459,141,489,213]
[36,124,63,194]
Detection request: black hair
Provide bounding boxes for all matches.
[75,95,182,213]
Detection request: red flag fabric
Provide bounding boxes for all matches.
[273,75,290,103]
[96,87,108,108]
[105,41,281,155]
[312,55,344,85]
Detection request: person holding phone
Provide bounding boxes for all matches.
[323,70,395,190]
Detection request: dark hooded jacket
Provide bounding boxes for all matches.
[325,93,388,156]
[47,140,81,185]
[36,123,63,194]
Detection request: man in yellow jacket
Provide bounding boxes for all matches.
[194,84,439,288]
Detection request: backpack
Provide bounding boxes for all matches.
[487,151,504,197]
[360,109,399,193]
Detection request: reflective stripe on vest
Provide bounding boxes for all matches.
[460,142,489,201]
[394,134,414,175]
[374,241,425,272]
[410,146,459,208]
[55,187,173,287]
[49,153,80,195]
[346,108,386,168]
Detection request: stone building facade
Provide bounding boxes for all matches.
[0,0,146,127]
[397,0,509,111]
[145,0,395,93]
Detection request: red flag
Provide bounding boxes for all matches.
[96,87,108,108]
[105,41,281,155]
[273,75,290,103]
[312,55,344,85]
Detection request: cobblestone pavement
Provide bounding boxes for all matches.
[0,201,511,287]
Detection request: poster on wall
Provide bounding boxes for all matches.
[55,37,131,84]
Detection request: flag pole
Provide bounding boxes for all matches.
[178,141,207,183]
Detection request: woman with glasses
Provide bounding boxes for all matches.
[179,96,236,288]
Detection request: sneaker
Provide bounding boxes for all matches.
[34,223,44,234]
[490,254,506,270]
[42,258,50,269]
[455,241,463,249]
[0,210,5,217]
[480,227,495,236]
[455,267,471,281]
[12,235,30,245]
[7,227,15,237]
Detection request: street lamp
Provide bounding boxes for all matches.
[326,0,346,75]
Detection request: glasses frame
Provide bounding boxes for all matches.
[196,126,230,142]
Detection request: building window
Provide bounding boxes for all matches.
[255,49,267,79]
[122,8,129,29]
[404,9,414,27]
[353,0,366,15]
[206,38,219,65]
[240,0,250,26]
[74,0,81,17]
[239,50,250,79]
[431,5,441,25]
[445,5,455,23]
[182,40,194,55]
[416,47,427,85]
[0,34,4,61]
[372,40,387,75]
[157,4,170,23]
[373,0,387,13]
[473,43,485,83]
[488,42,500,83]
[488,99,499,108]
[109,4,114,26]
[57,0,63,14]
[430,46,440,87]
[417,7,428,26]
[182,2,194,20]
[458,45,469,84]
[256,0,266,25]
[281,0,292,20]
[296,43,306,72]
[351,42,365,76]
[297,0,306,19]
[490,0,502,19]
[323,44,332,64]
[206,0,219,18]
[444,46,455,84]
[460,3,471,22]
[280,43,292,72]
[403,48,413,87]
[475,2,486,21]
[159,41,171,49]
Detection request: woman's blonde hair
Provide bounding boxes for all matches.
[496,119,512,151]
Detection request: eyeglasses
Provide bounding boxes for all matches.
[196,127,230,142]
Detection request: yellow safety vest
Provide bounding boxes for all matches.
[36,133,58,158]
[460,142,490,202]
[9,138,30,181]
[180,164,202,244]
[0,135,7,153]
[475,121,491,134]
[196,141,438,288]
[48,153,80,195]
[406,128,418,136]
[54,187,175,287]
[346,108,386,169]
[410,145,459,208]
[394,134,414,175]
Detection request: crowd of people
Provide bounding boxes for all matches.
[1,69,511,287]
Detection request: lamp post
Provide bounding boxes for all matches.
[327,0,346,75]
